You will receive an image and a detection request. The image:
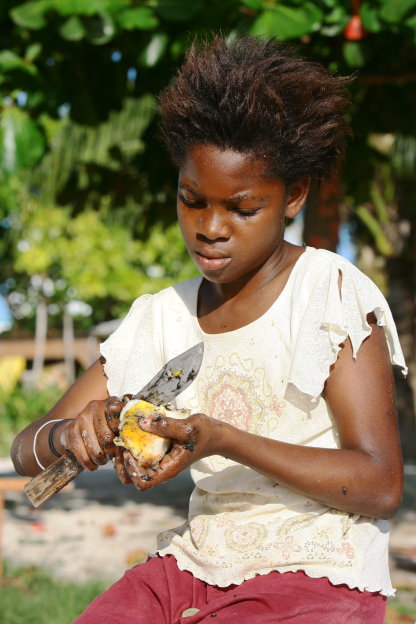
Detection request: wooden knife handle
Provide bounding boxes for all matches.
[24,451,83,508]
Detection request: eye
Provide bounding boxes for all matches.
[178,193,205,208]
[232,206,260,218]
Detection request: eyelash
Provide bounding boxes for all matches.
[178,194,259,218]
[178,194,205,208]
[236,208,259,218]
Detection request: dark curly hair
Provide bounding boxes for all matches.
[159,36,352,187]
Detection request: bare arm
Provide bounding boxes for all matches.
[11,358,111,477]
[130,317,403,519]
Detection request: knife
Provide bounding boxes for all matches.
[24,342,204,508]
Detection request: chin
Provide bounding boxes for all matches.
[201,271,248,287]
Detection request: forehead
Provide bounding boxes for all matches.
[180,144,283,193]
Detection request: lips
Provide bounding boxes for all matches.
[194,249,231,271]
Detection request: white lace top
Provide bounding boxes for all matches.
[101,247,407,595]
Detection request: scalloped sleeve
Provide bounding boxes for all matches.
[287,251,407,404]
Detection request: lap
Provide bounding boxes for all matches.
[72,555,386,624]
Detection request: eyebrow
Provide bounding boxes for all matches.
[178,183,203,198]
[178,183,266,204]
[228,192,266,203]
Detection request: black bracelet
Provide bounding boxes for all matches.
[48,419,71,457]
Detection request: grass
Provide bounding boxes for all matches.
[386,590,416,623]
[1,563,415,623]
[0,563,108,624]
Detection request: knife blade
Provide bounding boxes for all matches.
[24,342,204,508]
[132,342,204,405]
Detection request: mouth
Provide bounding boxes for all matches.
[194,250,231,270]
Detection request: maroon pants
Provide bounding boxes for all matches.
[73,554,386,623]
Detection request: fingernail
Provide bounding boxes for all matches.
[140,418,151,428]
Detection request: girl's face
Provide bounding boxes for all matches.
[177,144,308,286]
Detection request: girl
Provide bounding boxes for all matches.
[11,37,407,623]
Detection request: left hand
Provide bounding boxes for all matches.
[120,412,225,491]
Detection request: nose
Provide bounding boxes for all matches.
[197,207,231,241]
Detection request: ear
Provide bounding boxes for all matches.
[285,177,311,219]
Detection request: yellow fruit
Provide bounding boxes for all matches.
[114,399,189,468]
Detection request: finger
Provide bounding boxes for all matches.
[78,422,108,466]
[104,396,125,433]
[123,451,157,491]
[65,423,98,471]
[93,409,117,458]
[158,445,191,475]
[114,447,132,484]
[75,400,113,466]
[133,445,191,490]
[140,415,196,446]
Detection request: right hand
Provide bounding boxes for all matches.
[57,396,126,472]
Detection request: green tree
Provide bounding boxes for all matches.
[0,0,415,450]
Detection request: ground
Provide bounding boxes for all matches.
[1,459,416,605]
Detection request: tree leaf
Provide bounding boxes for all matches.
[320,4,349,37]
[251,4,323,40]
[392,134,416,179]
[47,0,130,17]
[343,41,365,67]
[321,0,340,8]
[320,21,348,37]
[59,16,86,41]
[0,50,26,72]
[25,42,43,62]
[379,0,416,23]
[240,0,264,9]
[155,0,203,22]
[0,108,45,177]
[117,7,159,30]
[360,2,382,32]
[355,206,393,257]
[9,1,50,30]
[84,12,115,45]
[405,12,416,43]
[139,33,169,67]
[323,5,347,24]
[0,49,39,76]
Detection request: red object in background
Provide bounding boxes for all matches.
[31,520,47,532]
[344,15,367,40]
[102,523,117,537]
[303,177,341,253]
[344,0,368,40]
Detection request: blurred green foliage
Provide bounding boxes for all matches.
[0,385,61,455]
[0,0,415,331]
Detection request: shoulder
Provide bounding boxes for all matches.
[101,277,201,348]
[158,276,202,305]
[286,247,407,403]
[290,247,384,314]
[100,277,202,396]
[293,246,396,344]
[296,247,375,288]
[128,276,202,311]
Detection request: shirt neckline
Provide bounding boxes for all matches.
[192,246,313,339]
